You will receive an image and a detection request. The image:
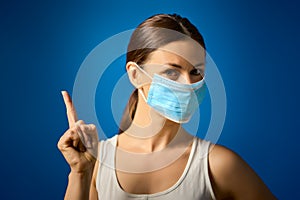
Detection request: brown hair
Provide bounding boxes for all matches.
[118,13,206,133]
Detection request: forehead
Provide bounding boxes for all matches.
[146,40,205,66]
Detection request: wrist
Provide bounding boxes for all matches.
[68,169,93,181]
[69,160,96,175]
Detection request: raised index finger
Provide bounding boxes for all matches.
[61,90,78,128]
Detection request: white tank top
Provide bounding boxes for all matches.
[96,134,216,200]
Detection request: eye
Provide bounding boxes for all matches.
[190,68,204,76]
[163,69,180,80]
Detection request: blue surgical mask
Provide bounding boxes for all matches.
[136,63,206,123]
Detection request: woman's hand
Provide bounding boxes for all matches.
[57,91,98,173]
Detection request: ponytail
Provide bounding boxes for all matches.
[118,89,138,134]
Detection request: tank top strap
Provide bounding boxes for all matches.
[98,134,117,168]
[190,138,216,200]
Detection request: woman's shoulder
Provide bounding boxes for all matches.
[207,143,244,177]
[206,144,246,198]
[206,143,276,199]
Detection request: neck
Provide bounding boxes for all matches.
[121,92,184,153]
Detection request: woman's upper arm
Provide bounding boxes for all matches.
[208,144,277,200]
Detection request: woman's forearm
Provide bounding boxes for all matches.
[64,170,93,200]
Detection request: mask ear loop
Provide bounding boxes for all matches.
[132,62,153,80]
[138,88,148,103]
[131,62,153,103]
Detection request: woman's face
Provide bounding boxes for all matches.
[138,39,206,96]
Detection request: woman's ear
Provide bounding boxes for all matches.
[126,61,140,88]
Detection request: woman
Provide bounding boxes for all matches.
[58,14,276,199]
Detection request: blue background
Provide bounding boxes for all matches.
[0,0,299,199]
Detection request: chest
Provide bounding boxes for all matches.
[115,147,191,195]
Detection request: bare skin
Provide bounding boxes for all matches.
[58,40,276,199]
[58,91,98,200]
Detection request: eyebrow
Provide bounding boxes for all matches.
[165,63,205,69]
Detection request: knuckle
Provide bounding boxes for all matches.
[74,125,81,133]
[79,124,85,130]
[66,129,79,140]
[57,142,62,150]
[89,124,96,130]
[57,138,65,150]
[67,130,74,137]
[68,128,77,135]
[76,120,85,125]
